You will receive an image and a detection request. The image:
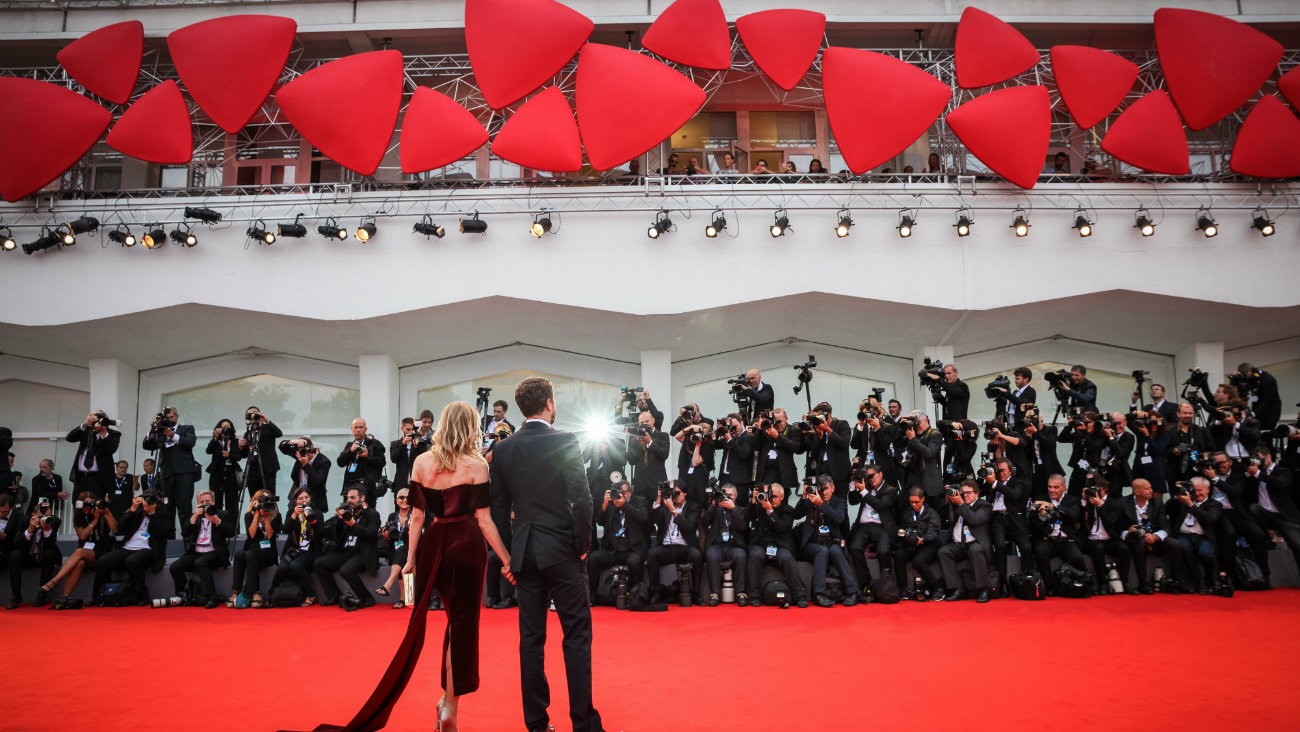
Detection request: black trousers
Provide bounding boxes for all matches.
[244,468,278,498]
[645,543,702,598]
[209,468,242,514]
[161,472,198,539]
[272,550,317,596]
[5,548,60,597]
[585,547,643,597]
[704,543,747,595]
[798,541,858,598]
[1248,506,1300,572]
[1176,532,1217,589]
[313,550,370,602]
[1032,537,1087,584]
[232,545,277,595]
[847,522,891,587]
[1082,538,1131,590]
[169,551,226,599]
[939,540,991,590]
[1216,508,1271,578]
[745,545,804,602]
[74,471,110,500]
[990,511,1033,580]
[94,548,154,598]
[894,542,941,590]
[1125,534,1185,589]
[516,554,603,732]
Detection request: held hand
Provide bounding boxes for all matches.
[1144,533,1158,545]
[905,429,916,440]
[765,427,779,439]
[501,566,516,586]
[759,499,772,511]
[238,438,249,450]
[1178,494,1193,506]
[213,428,222,439]
[402,561,415,575]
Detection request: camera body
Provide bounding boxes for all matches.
[337,504,356,522]
[754,486,770,504]
[897,526,924,546]
[802,476,819,495]
[203,504,218,516]
[944,484,962,498]
[984,375,1010,399]
[257,496,278,512]
[657,481,674,502]
[917,357,945,385]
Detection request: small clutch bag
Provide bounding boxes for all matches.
[402,572,416,607]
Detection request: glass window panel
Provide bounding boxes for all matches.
[417,369,620,435]
[1262,359,1300,426]
[684,370,899,427]
[160,166,188,189]
[671,114,710,149]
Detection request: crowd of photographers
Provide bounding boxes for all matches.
[1,363,1296,611]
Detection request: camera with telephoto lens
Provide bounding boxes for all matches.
[1044,369,1072,395]
[1278,423,1300,439]
[1170,481,1191,497]
[302,505,316,520]
[203,504,218,516]
[984,375,1010,399]
[897,526,924,547]
[658,481,674,501]
[981,418,1005,441]
[1230,368,1262,397]
[96,415,118,428]
[975,454,995,481]
[619,385,642,403]
[897,417,916,433]
[150,411,176,437]
[680,405,696,422]
[151,596,186,608]
[38,514,56,528]
[337,503,356,521]
[704,478,724,503]
[1131,526,1152,540]
[221,424,237,439]
[1183,368,1210,389]
[944,484,962,498]
[802,476,819,495]
[257,495,278,512]
[296,446,318,458]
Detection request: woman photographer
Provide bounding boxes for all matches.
[376,486,414,609]
[228,488,281,608]
[205,418,242,513]
[270,487,321,607]
[42,491,116,610]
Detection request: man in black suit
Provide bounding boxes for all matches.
[1099,412,1136,492]
[713,414,755,501]
[801,401,852,491]
[107,461,135,518]
[700,483,748,606]
[894,488,944,599]
[1165,403,1214,492]
[1167,477,1224,593]
[923,363,970,421]
[337,418,387,504]
[983,457,1032,584]
[742,368,776,420]
[1117,478,1186,593]
[237,406,283,496]
[137,458,159,501]
[1022,420,1065,500]
[280,437,332,514]
[901,412,944,507]
[745,482,805,607]
[1133,383,1179,423]
[489,377,603,732]
[794,474,859,607]
[670,404,715,505]
[845,464,897,594]
[1202,452,1272,586]
[94,491,167,604]
[1063,365,1099,414]
[586,479,648,601]
[1231,363,1281,430]
[1080,477,1131,594]
[483,399,516,449]
[625,410,670,505]
[66,410,121,499]
[754,408,805,491]
[168,490,236,608]
[937,479,993,602]
[142,406,202,539]
[389,417,429,490]
[1242,445,1300,574]
[5,497,60,608]
[1028,474,1089,590]
[314,485,380,608]
[1002,367,1038,429]
[645,480,703,605]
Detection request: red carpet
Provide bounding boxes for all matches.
[7,592,1300,732]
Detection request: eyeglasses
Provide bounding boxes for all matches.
[960,491,977,496]
[396,495,409,500]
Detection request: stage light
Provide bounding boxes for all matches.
[0,226,16,252]
[107,225,135,247]
[835,209,853,238]
[769,210,790,238]
[169,223,197,247]
[460,213,488,235]
[317,218,348,240]
[1252,209,1275,237]
[247,220,276,245]
[68,215,99,236]
[705,209,726,238]
[1010,208,1030,237]
[584,418,611,441]
[897,211,915,238]
[141,226,167,249]
[647,210,673,239]
[954,209,973,237]
[278,213,307,238]
[184,206,222,224]
[530,213,553,238]
[413,215,445,238]
[1134,208,1155,237]
[1072,209,1094,238]
[22,227,62,255]
[1195,209,1218,238]
[55,225,76,246]
[355,218,377,243]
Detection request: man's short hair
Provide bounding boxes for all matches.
[1013,367,1032,381]
[1151,383,1166,392]
[401,417,415,426]
[419,409,435,420]
[116,460,128,468]
[0,495,11,508]
[1071,365,1087,376]
[888,399,901,408]
[346,485,365,500]
[515,377,554,418]
[196,490,214,501]
[817,474,835,489]
[493,399,509,412]
[908,487,925,499]
[814,401,833,414]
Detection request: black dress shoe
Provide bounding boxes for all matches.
[941,590,966,602]
[1124,587,1140,595]
[6,597,21,610]
[813,593,833,608]
[842,594,858,607]
[976,590,990,603]
[1138,585,1153,595]
[735,593,748,607]
[796,598,809,608]
[319,597,340,606]
[34,590,47,607]
[707,593,720,607]
[491,597,518,610]
[204,598,220,609]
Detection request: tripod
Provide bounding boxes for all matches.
[237,422,264,516]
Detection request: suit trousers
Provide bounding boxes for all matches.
[704,543,747,596]
[939,540,990,590]
[1032,537,1088,583]
[169,550,226,599]
[232,545,278,595]
[585,547,643,597]
[74,471,109,500]
[313,550,370,602]
[893,543,941,590]
[5,548,59,597]
[1176,533,1217,589]
[94,547,154,598]
[162,472,198,537]
[745,545,803,602]
[1082,538,1131,591]
[990,511,1033,580]
[1215,508,1271,578]
[1248,506,1300,571]
[272,550,316,596]
[645,543,702,597]
[799,541,858,598]
[847,521,891,587]
[1125,535,1186,589]
[209,469,241,514]
[516,554,603,732]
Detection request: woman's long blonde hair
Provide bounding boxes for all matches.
[429,401,487,473]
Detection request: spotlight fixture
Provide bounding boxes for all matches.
[769,209,790,238]
[21,227,62,255]
[183,206,222,224]
[107,224,135,247]
[647,210,674,239]
[897,210,916,238]
[317,217,348,240]
[460,213,488,235]
[169,223,197,247]
[278,213,307,238]
[1134,208,1155,237]
[1252,208,1275,237]
[1072,209,1094,238]
[530,212,553,238]
[55,225,76,246]
[1010,208,1030,238]
[705,209,726,238]
[413,214,445,238]
[355,217,377,243]
[954,208,973,237]
[247,220,276,245]
[835,209,853,238]
[0,226,15,252]
[68,215,99,235]
[1195,209,1218,238]
[141,225,167,249]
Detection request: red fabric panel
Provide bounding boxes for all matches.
[0,78,111,202]
[735,9,825,91]
[167,15,296,134]
[1154,8,1283,131]
[1230,95,1300,179]
[1050,45,1139,130]
[106,80,193,164]
[947,85,1051,190]
[399,88,488,174]
[955,6,1040,89]
[822,47,951,174]
[275,50,404,177]
[1100,91,1188,175]
[491,87,582,172]
[1278,66,1300,110]
[575,43,705,171]
[466,0,593,110]
[642,0,731,71]
[56,20,143,105]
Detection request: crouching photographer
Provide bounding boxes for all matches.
[280,437,331,514]
[376,486,414,609]
[1167,477,1225,594]
[42,491,117,609]
[1080,477,1131,595]
[645,481,702,605]
[169,491,235,608]
[794,474,859,607]
[270,487,321,607]
[228,489,281,608]
[6,497,62,608]
[1028,475,1089,593]
[893,488,943,600]
[314,486,380,609]
[93,491,167,606]
[846,465,897,596]
[587,479,648,606]
[937,479,993,603]
[701,483,747,606]
[1118,479,1186,594]
[745,483,805,607]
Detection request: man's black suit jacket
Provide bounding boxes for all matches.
[597,496,649,553]
[802,419,852,484]
[949,498,993,547]
[65,426,121,482]
[1166,497,1224,544]
[142,424,202,477]
[904,428,944,497]
[490,421,593,573]
[1006,385,1038,428]
[848,483,899,534]
[388,437,429,489]
[239,420,284,474]
[178,509,237,564]
[625,430,670,502]
[1243,465,1298,523]
[650,500,701,548]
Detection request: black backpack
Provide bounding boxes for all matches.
[1008,572,1046,600]
[1053,564,1095,598]
[870,570,901,604]
[1231,548,1268,591]
[269,579,306,608]
[98,581,138,607]
[760,579,793,607]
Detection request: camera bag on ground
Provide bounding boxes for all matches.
[1053,564,1095,598]
[1008,572,1046,600]
[270,579,306,608]
[1231,548,1268,591]
[98,581,138,607]
[870,570,901,604]
[625,583,667,612]
[760,578,793,606]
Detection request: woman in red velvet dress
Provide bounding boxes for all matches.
[305,401,513,732]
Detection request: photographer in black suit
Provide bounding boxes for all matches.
[1118,478,1185,593]
[279,437,331,514]
[845,464,897,594]
[983,458,1032,585]
[713,414,755,501]
[671,404,715,505]
[900,412,943,507]
[1207,401,1261,460]
[586,479,648,602]
[237,406,283,497]
[745,482,805,607]
[1000,367,1038,429]
[1167,477,1224,593]
[5,497,60,608]
[1132,383,1178,423]
[142,406,202,539]
[1080,476,1131,594]
[1099,412,1135,491]
[66,410,121,499]
[337,418,387,504]
[229,488,282,608]
[271,487,322,607]
[168,490,235,608]
[645,480,703,605]
[794,474,859,607]
[205,419,242,514]
[700,483,748,606]
[922,363,970,420]
[894,488,943,599]
[754,408,804,490]
[800,401,852,491]
[626,410,670,505]
[1064,365,1099,414]
[1165,403,1214,492]
[739,368,776,419]
[1028,474,1089,591]
[937,479,993,602]
[1202,452,1272,587]
[314,485,379,608]
[93,491,166,605]
[390,417,429,489]
[1242,446,1300,575]
[1229,363,1282,430]
[1022,419,1065,500]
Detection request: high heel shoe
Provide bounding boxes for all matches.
[438,703,458,732]
[434,697,445,732]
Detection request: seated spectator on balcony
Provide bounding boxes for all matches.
[808,159,825,175]
[658,153,680,175]
[751,158,771,175]
[1045,151,1071,174]
[685,155,709,176]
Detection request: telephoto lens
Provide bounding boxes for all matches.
[150,596,185,608]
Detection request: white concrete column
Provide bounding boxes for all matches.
[914,346,954,420]
[641,350,673,416]
[1174,342,1224,402]
[359,354,399,516]
[89,358,139,467]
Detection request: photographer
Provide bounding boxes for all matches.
[93,491,166,606]
[626,410,670,505]
[1063,366,1099,414]
[617,387,664,431]
[1242,446,1300,574]
[1133,383,1178,423]
[314,485,380,608]
[984,458,1032,587]
[794,474,859,607]
[228,488,281,608]
[937,479,993,603]
[899,411,943,507]
[270,487,321,607]
[1130,410,1170,491]
[671,404,715,505]
[587,479,649,604]
[1079,476,1131,594]
[922,362,970,420]
[713,413,755,500]
[142,406,202,540]
[894,487,943,600]
[30,459,67,510]
[1165,403,1214,492]
[1028,475,1089,591]
[237,406,283,497]
[800,402,852,491]
[753,408,805,492]
[739,369,776,418]
[1117,479,1186,594]
[1167,477,1224,593]
[1202,452,1272,587]
[846,465,897,595]
[65,410,121,499]
[1021,419,1064,501]
[700,483,748,606]
[337,418,387,504]
[5,496,61,608]
[376,486,414,609]
[1001,368,1038,429]
[645,480,702,605]
[745,483,806,607]
[279,437,331,515]
[169,490,235,608]
[850,394,897,482]
[1229,363,1281,430]
[42,491,117,609]
[483,399,516,449]
[205,419,242,514]
[1098,412,1135,491]
[936,419,979,484]
[390,417,429,489]
[1207,401,1261,461]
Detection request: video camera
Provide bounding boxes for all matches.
[918,357,945,386]
[984,375,1010,400]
